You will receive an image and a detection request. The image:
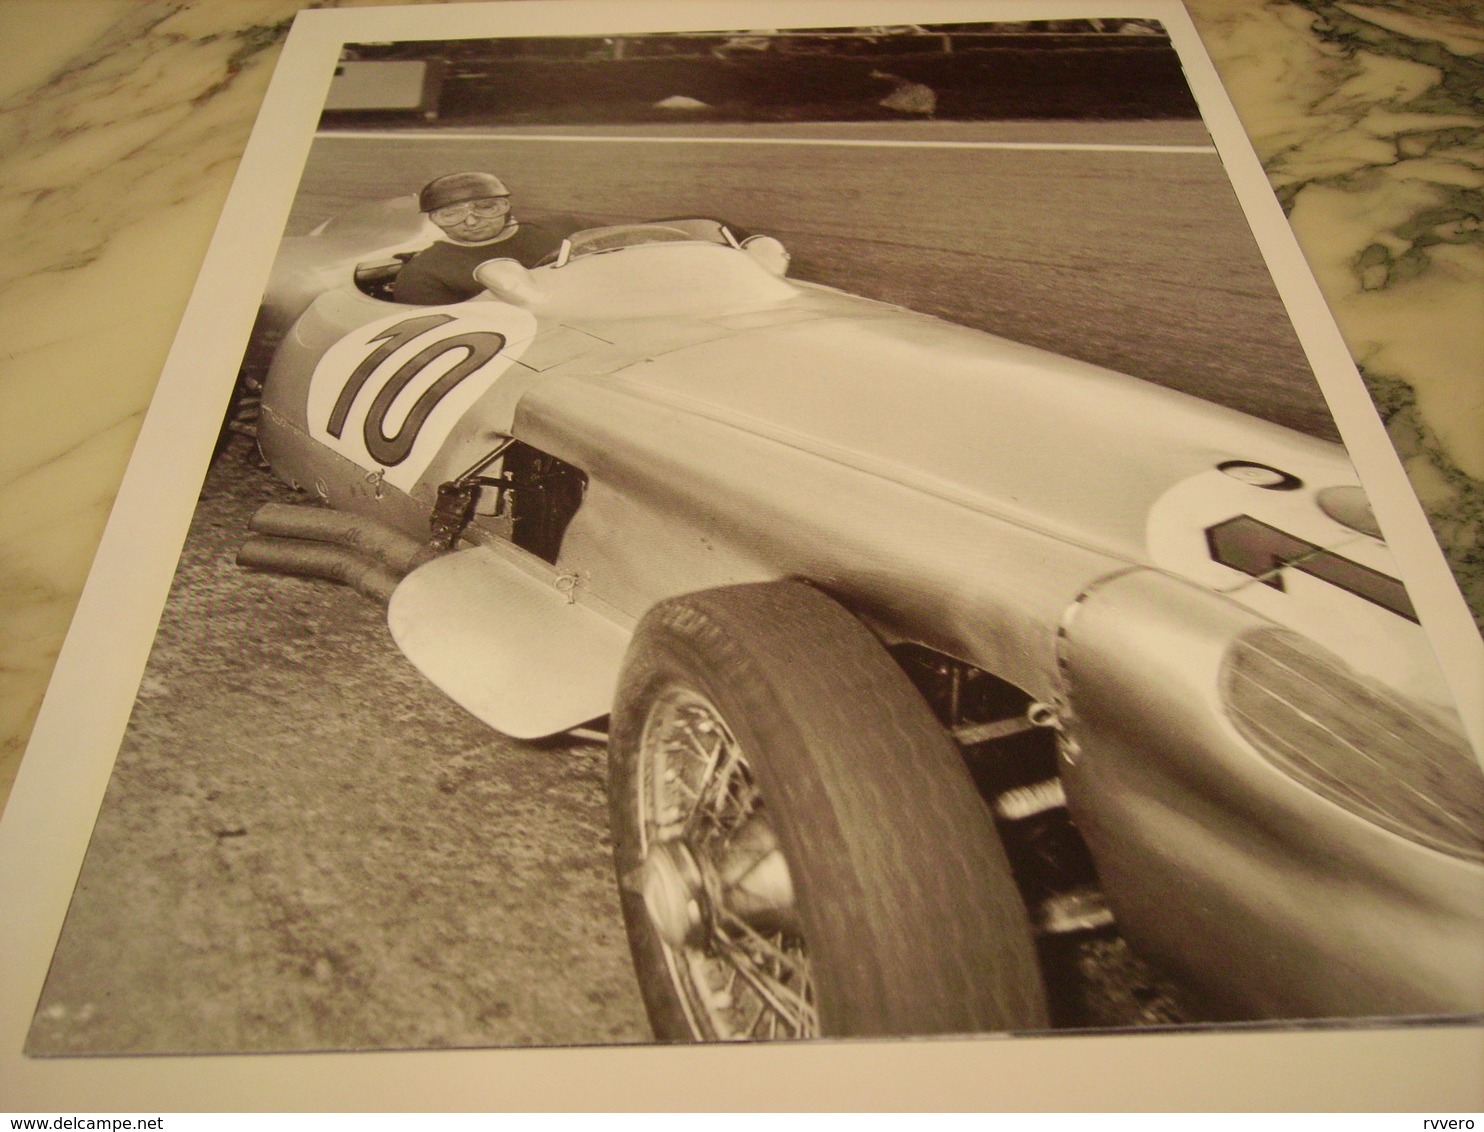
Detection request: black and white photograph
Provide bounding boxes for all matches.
[3,0,1481,1109]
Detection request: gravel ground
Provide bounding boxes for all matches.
[29,437,649,1054]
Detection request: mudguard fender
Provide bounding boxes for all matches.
[388,544,631,739]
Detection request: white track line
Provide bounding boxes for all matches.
[318,130,1216,154]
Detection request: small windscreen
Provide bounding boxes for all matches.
[565,221,731,260]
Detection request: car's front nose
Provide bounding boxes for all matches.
[1055,568,1484,1021]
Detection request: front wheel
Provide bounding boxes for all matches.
[608,581,1050,1040]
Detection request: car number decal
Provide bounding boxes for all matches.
[1205,514,1418,623]
[307,305,537,493]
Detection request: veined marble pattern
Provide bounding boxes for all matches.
[0,0,1479,815]
[1187,0,1484,626]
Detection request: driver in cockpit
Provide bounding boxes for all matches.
[392,171,578,306]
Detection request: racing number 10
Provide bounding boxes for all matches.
[327,313,506,467]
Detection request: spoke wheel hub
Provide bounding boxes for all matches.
[641,839,709,949]
[642,815,799,950]
[637,684,815,1039]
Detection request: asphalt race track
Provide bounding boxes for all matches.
[292,121,1336,439]
[31,119,1322,1055]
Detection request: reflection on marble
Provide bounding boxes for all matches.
[0,0,1479,821]
[0,0,300,814]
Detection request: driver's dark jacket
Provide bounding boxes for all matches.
[392,219,572,305]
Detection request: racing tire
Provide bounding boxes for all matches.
[608,580,1050,1041]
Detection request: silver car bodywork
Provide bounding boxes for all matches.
[251,212,1484,1024]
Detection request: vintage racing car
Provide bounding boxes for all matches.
[237,197,1484,1041]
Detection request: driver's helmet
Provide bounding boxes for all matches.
[419,171,510,213]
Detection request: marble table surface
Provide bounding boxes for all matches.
[0,0,1479,1107]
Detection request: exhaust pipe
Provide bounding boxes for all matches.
[236,503,442,605]
[236,537,404,604]
[248,502,437,574]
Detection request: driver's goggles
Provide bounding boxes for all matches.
[430,197,510,225]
